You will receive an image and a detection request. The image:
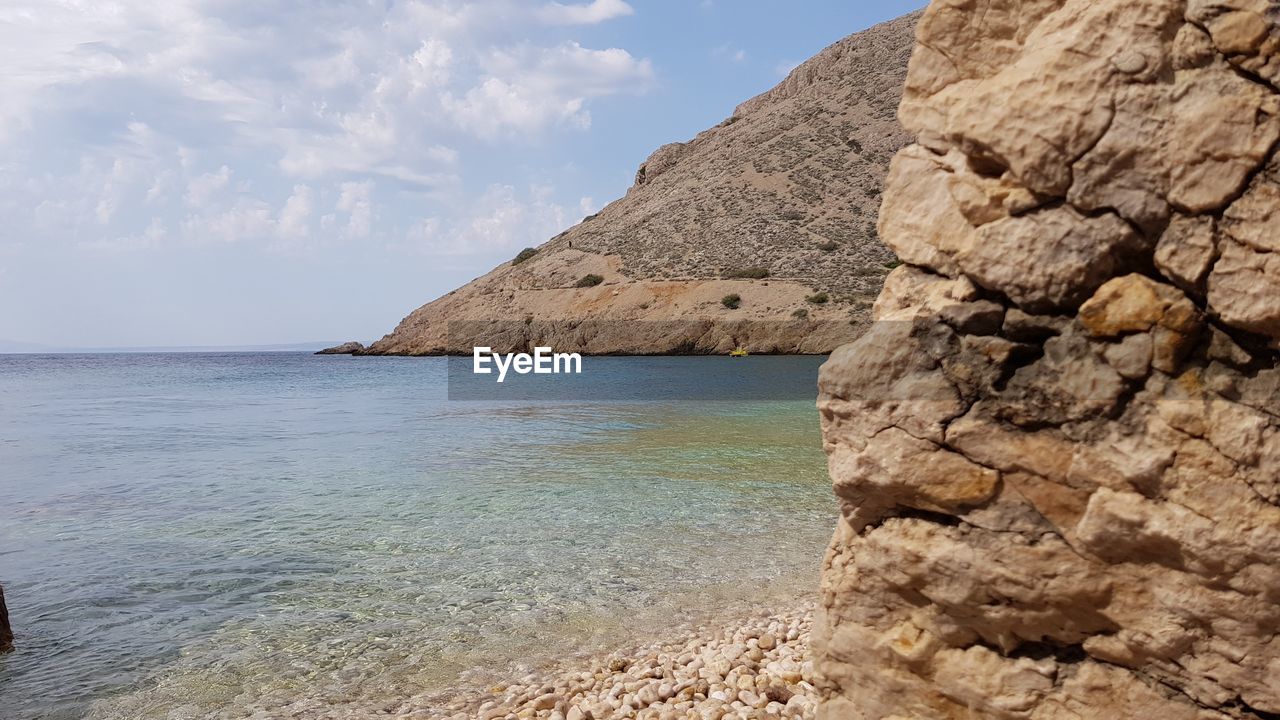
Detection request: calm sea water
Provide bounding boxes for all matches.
[0,353,835,719]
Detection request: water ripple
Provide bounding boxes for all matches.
[0,353,833,720]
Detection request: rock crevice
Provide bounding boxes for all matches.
[815,1,1280,717]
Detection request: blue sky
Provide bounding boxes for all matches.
[0,0,921,348]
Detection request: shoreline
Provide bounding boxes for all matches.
[83,586,827,720]
[84,575,829,720]
[406,602,819,720]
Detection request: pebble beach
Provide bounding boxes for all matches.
[414,604,819,720]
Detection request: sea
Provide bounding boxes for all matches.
[0,352,836,719]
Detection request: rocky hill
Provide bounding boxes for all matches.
[356,11,919,356]
[816,0,1280,717]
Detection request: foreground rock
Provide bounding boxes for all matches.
[362,13,919,356]
[815,0,1280,718]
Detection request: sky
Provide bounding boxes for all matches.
[0,0,922,349]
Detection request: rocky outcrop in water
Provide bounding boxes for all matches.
[315,341,365,355]
[1,585,13,653]
[814,0,1280,717]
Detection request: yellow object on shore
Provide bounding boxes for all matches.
[729,347,749,357]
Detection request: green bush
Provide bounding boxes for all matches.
[723,266,770,280]
[512,247,538,265]
[575,274,604,288]
[721,294,741,309]
[791,308,809,319]
[806,292,830,305]
[883,260,902,270]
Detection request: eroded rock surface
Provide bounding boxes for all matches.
[815,1,1280,718]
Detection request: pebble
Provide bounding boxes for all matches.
[403,604,819,720]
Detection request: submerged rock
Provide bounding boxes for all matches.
[815,0,1280,718]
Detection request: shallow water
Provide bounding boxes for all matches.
[0,353,835,719]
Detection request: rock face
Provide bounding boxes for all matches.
[362,13,919,355]
[814,1,1280,718]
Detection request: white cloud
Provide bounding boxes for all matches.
[80,217,167,253]
[713,45,747,63]
[185,166,232,208]
[12,153,157,240]
[485,43,654,97]
[538,0,635,25]
[95,197,117,225]
[0,1,654,159]
[94,157,150,224]
[407,39,455,90]
[277,185,314,240]
[181,198,275,244]
[337,181,373,239]
[0,0,655,268]
[403,184,578,255]
[444,78,591,137]
[445,43,653,136]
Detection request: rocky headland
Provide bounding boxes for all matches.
[814,0,1280,717]
[357,13,919,356]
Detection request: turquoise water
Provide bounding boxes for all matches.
[0,353,835,719]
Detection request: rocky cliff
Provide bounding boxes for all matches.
[360,12,918,355]
[814,0,1280,717]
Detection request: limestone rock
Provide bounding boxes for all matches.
[815,1,1280,718]
[1208,156,1280,340]
[1155,214,1217,295]
[1189,0,1280,86]
[633,142,689,187]
[879,146,1149,314]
